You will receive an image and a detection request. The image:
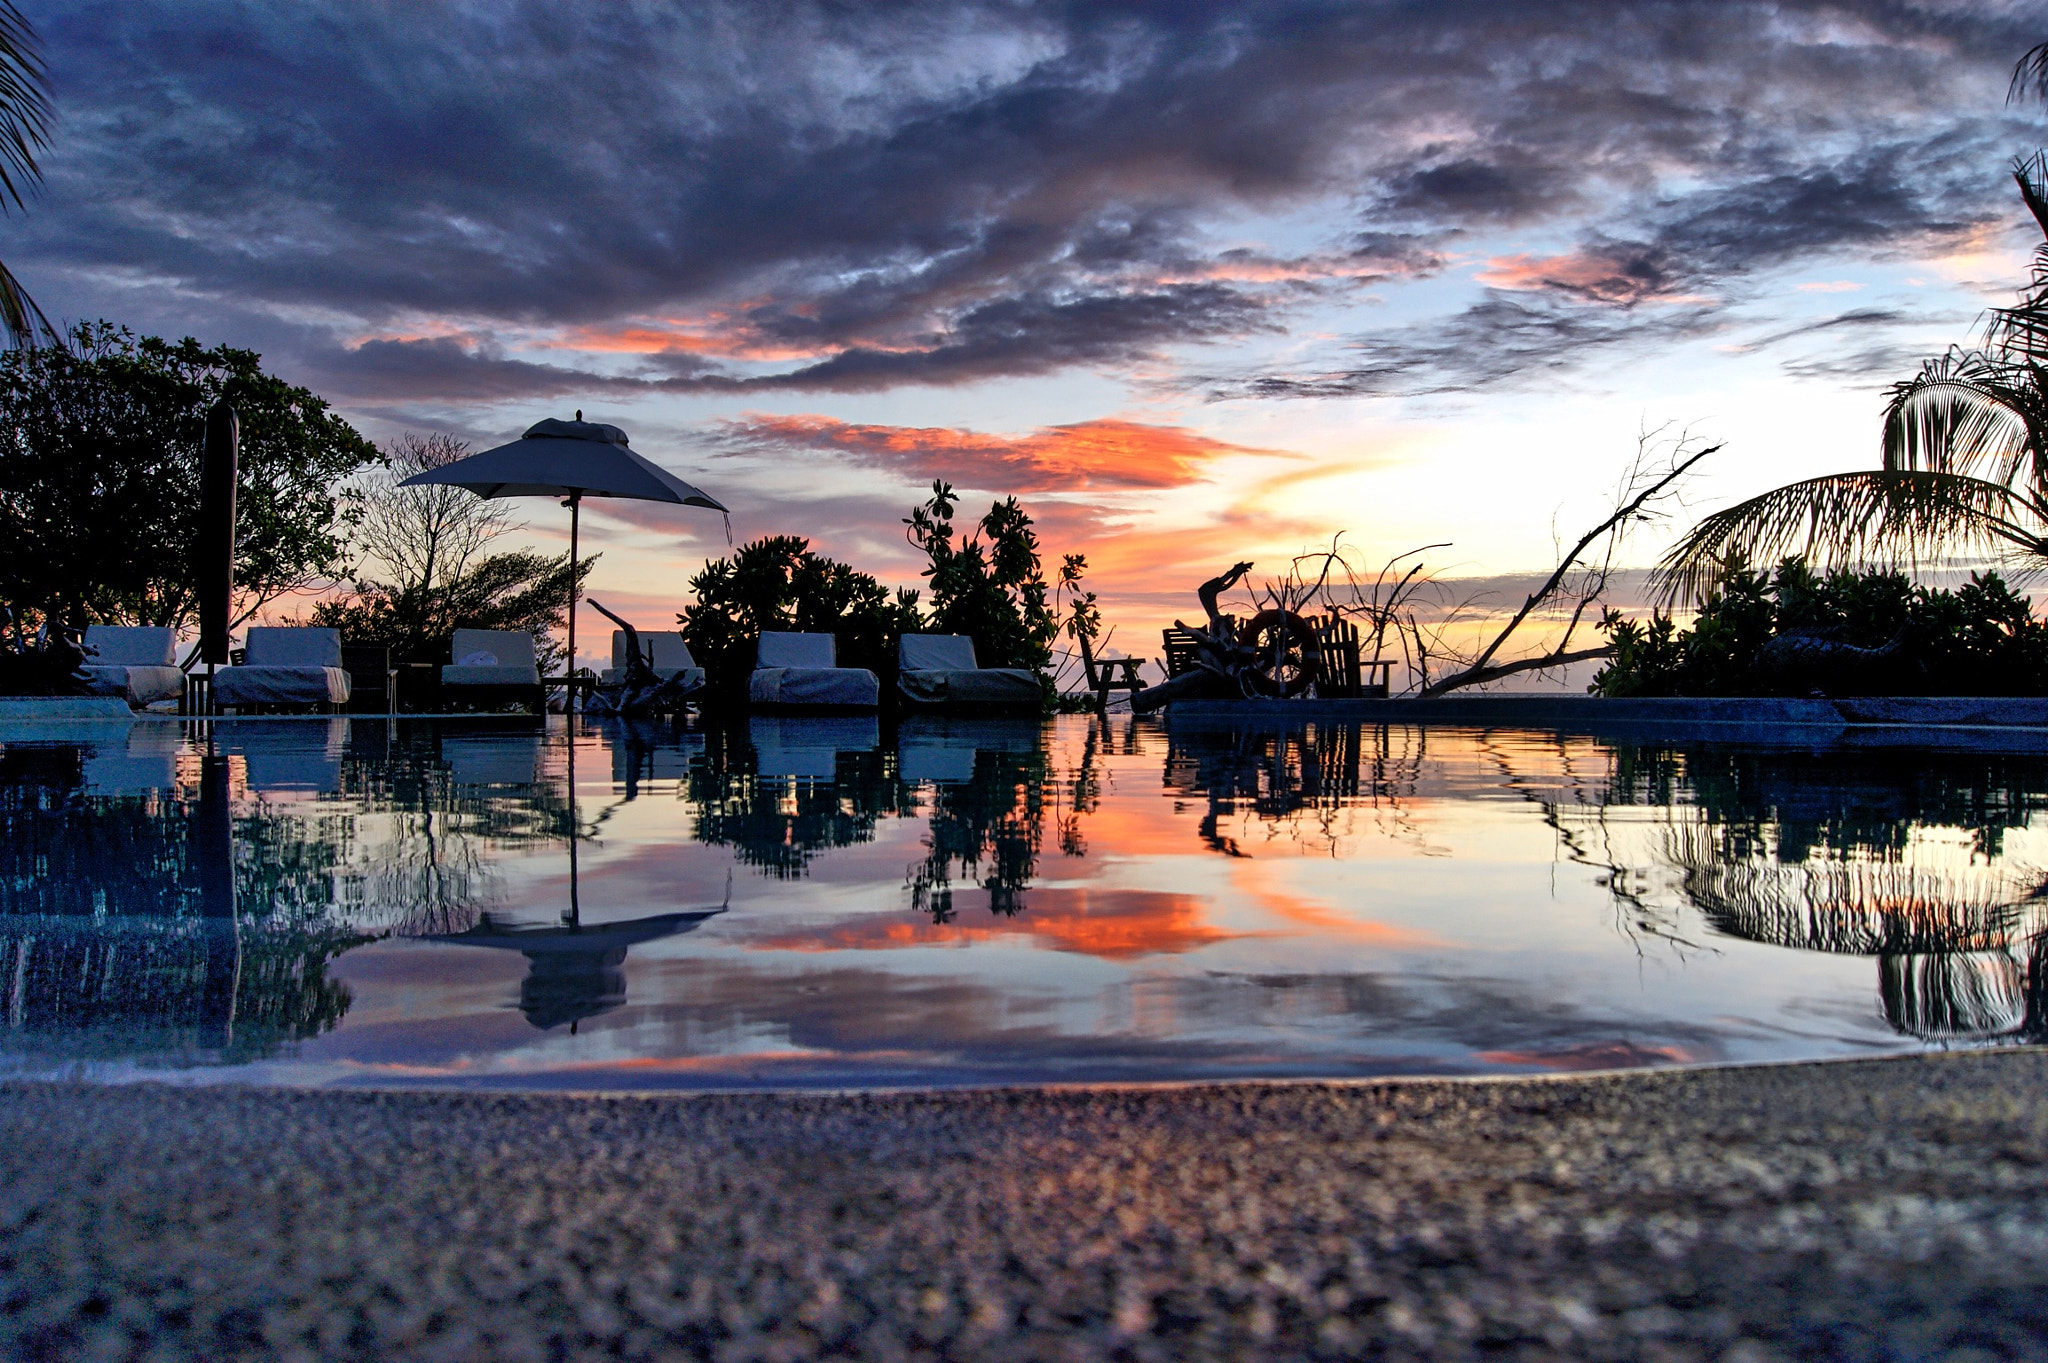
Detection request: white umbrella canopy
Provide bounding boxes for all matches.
[399,414,728,696]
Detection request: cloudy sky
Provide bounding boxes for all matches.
[17,0,2048,656]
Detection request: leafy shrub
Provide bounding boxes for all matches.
[1592,558,2048,696]
[678,535,923,699]
[904,481,1057,687]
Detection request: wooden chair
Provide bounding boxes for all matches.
[1309,615,1360,696]
[1308,615,1393,698]
[342,645,398,714]
[1162,626,1206,680]
[1077,629,1145,711]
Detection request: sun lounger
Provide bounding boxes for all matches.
[747,631,879,710]
[211,627,351,711]
[601,630,705,693]
[79,625,184,707]
[441,629,544,708]
[895,633,1041,710]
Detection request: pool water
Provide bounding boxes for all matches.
[3,713,2044,1090]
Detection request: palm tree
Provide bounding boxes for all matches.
[0,0,50,347]
[1657,49,2048,605]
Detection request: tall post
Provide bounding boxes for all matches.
[195,749,240,1047]
[565,491,581,714]
[197,401,239,671]
[565,728,580,931]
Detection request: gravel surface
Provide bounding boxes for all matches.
[6,1052,2048,1360]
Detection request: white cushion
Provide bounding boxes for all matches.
[757,632,835,669]
[899,634,978,671]
[83,664,185,706]
[213,665,350,706]
[83,625,176,667]
[451,629,537,669]
[612,630,696,672]
[244,627,343,668]
[748,667,879,708]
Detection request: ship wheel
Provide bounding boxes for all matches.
[1234,609,1321,698]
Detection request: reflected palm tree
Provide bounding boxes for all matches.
[1661,817,2048,1042]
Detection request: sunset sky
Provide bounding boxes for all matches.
[19,1,2048,666]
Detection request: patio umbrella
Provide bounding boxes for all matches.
[398,413,727,696]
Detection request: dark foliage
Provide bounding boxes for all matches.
[0,610,89,696]
[905,482,1058,686]
[0,322,378,632]
[1594,558,2048,697]
[309,551,591,671]
[677,535,922,700]
[908,744,1050,920]
[683,723,914,877]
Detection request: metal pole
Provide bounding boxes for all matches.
[566,491,581,714]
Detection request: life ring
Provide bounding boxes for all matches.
[1234,609,1321,698]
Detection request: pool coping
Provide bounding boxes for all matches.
[1168,694,2048,728]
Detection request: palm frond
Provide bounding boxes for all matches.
[2014,41,2048,108]
[2017,151,2048,240]
[0,1,46,214]
[0,255,53,347]
[1881,353,2043,486]
[1654,470,2038,607]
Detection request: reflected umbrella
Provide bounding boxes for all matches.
[424,904,724,1031]
[425,725,730,1031]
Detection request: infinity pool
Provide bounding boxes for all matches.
[2,713,2042,1089]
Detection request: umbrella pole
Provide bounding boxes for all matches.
[566,491,582,713]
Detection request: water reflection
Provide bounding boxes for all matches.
[1558,743,2048,1045]
[12,715,2048,1085]
[425,907,725,1031]
[0,740,372,1063]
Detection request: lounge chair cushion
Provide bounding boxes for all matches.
[895,633,1040,708]
[749,666,880,708]
[749,631,878,708]
[442,629,542,688]
[244,627,343,667]
[80,628,185,706]
[602,630,704,691]
[82,664,185,706]
[213,628,350,707]
[757,632,836,669]
[83,625,176,667]
[898,634,979,671]
[896,667,1041,708]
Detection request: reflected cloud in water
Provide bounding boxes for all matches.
[9,714,2048,1087]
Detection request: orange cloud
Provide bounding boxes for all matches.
[1476,247,1695,306]
[725,414,1289,492]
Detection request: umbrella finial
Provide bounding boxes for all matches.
[575,409,582,421]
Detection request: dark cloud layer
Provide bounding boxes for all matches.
[17,1,2045,400]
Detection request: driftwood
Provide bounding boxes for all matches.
[582,597,700,718]
[1135,561,1323,709]
[0,611,92,697]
